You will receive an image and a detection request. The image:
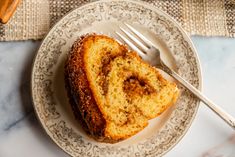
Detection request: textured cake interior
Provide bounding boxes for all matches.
[81,35,179,140]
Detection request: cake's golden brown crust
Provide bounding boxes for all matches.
[65,36,107,140]
[64,67,90,135]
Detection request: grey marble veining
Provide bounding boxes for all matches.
[0,41,67,157]
[0,41,39,134]
[0,37,234,157]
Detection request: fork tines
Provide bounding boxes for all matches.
[115,23,154,56]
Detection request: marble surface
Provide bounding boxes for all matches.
[0,36,235,157]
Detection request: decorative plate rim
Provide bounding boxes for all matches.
[31,0,202,156]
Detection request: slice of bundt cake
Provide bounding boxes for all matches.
[64,34,179,143]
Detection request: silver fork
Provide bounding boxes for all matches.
[115,23,235,130]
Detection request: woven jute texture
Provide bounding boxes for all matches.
[0,0,234,41]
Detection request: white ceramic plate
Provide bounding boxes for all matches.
[31,0,202,156]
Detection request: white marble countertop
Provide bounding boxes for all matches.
[0,36,235,157]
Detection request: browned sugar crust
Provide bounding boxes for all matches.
[64,35,107,141]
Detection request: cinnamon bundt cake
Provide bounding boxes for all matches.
[64,34,179,143]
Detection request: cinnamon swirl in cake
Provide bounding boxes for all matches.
[64,34,179,143]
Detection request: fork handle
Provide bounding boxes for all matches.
[164,65,235,130]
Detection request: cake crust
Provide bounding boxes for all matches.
[65,35,107,141]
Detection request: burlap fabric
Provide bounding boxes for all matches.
[0,0,234,41]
